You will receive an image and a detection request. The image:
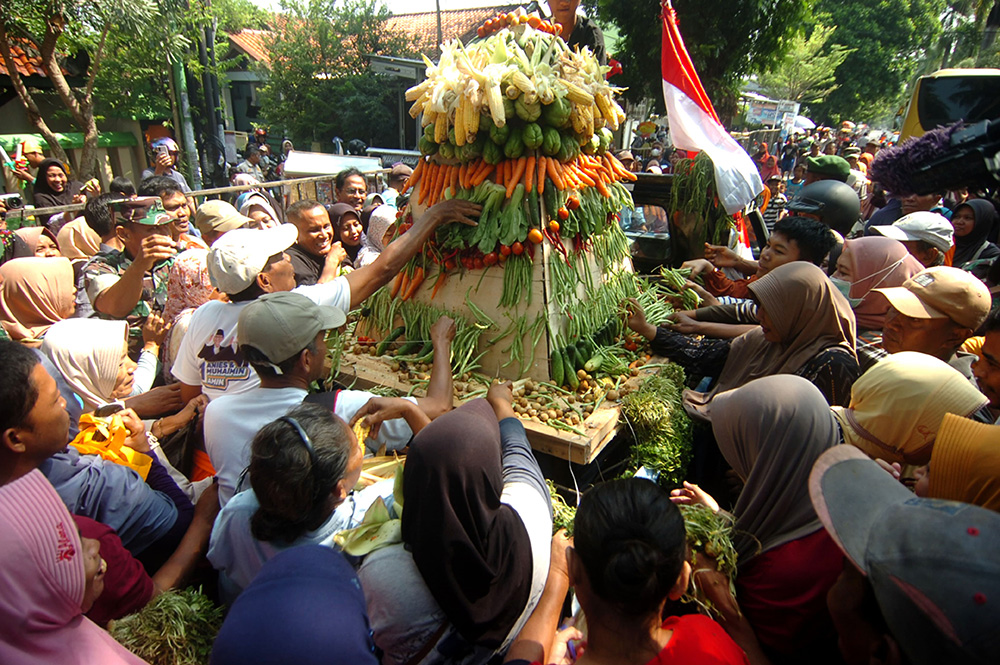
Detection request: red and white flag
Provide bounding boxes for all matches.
[661,0,763,214]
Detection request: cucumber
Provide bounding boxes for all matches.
[396,339,423,356]
[550,348,565,387]
[376,326,406,356]
[574,343,588,371]
[584,355,603,373]
[564,350,580,390]
[414,341,434,362]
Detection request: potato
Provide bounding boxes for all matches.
[606,390,620,401]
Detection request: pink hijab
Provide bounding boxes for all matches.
[833,237,923,331]
[0,470,148,665]
[163,248,215,323]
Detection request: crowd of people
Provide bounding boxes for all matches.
[1,101,1000,665]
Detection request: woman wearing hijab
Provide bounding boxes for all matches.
[629,262,860,414]
[951,199,1000,278]
[328,202,364,268]
[356,205,395,267]
[235,190,281,229]
[359,391,552,665]
[211,546,379,665]
[15,226,62,258]
[672,375,845,661]
[0,469,149,665]
[56,217,102,259]
[32,159,85,227]
[833,351,989,466]
[0,257,76,343]
[911,412,1000,511]
[40,319,138,413]
[829,236,923,333]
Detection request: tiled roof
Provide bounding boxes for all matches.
[0,40,66,78]
[386,5,521,55]
[228,29,272,65]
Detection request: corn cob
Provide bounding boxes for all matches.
[464,94,479,140]
[557,78,595,106]
[434,112,448,143]
[510,70,536,95]
[405,79,432,101]
[454,96,467,147]
[486,83,506,127]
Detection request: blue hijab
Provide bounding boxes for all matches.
[211,545,378,665]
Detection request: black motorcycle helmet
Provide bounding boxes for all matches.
[786,180,861,236]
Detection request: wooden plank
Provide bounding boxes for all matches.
[334,350,621,464]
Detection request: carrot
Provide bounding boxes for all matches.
[431,269,447,299]
[575,164,597,187]
[491,165,502,185]
[396,269,411,300]
[403,158,424,194]
[507,157,527,198]
[390,270,406,298]
[471,161,495,187]
[595,179,611,197]
[546,157,565,190]
[525,155,536,193]
[458,162,468,191]
[402,266,425,300]
[449,164,460,196]
[431,163,446,204]
[421,162,437,205]
[537,156,547,194]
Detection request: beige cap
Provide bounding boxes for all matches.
[196,200,254,237]
[237,291,346,364]
[874,266,990,330]
[206,224,297,295]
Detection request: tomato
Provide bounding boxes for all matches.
[483,252,498,266]
[548,219,560,234]
[499,244,512,257]
[527,228,544,244]
[625,340,638,352]
[444,259,456,271]
[477,26,486,37]
[527,15,542,28]
[557,206,569,221]
[567,195,580,210]
[512,241,524,255]
[474,257,485,270]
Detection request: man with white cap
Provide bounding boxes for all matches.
[809,444,1000,665]
[871,211,953,268]
[871,266,990,385]
[171,198,479,402]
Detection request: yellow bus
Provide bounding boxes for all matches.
[899,68,1000,141]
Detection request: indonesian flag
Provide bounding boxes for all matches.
[661,1,763,214]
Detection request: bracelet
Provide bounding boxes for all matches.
[152,418,163,439]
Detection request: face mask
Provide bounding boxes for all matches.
[830,276,862,307]
[831,257,906,309]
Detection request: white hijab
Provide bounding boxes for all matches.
[41,319,128,412]
[356,204,396,267]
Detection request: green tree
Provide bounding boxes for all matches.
[811,0,946,123]
[259,0,412,148]
[0,0,158,177]
[583,0,811,124]
[757,24,853,104]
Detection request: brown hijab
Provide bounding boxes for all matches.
[685,261,856,420]
[400,399,532,648]
[0,257,75,341]
[712,375,841,563]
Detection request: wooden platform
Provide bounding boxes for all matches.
[335,351,621,464]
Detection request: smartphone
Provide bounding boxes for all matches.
[94,403,125,418]
[156,145,170,158]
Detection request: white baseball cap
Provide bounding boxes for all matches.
[207,224,297,295]
[872,211,954,253]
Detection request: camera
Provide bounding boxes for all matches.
[0,192,24,210]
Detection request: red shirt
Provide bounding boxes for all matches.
[735,528,843,656]
[510,613,748,665]
[74,515,155,627]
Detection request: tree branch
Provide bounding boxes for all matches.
[0,23,70,164]
[85,23,110,101]
[39,14,88,129]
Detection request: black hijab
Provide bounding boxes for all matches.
[400,399,532,648]
[328,202,362,265]
[953,199,999,267]
[32,159,81,205]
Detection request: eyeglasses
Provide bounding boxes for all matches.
[342,188,367,196]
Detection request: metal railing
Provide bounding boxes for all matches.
[2,170,391,224]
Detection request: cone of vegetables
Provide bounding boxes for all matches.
[400,7,636,268]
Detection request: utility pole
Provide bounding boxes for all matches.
[435,0,443,53]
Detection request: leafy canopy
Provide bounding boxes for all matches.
[757,23,853,104]
[259,0,413,147]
